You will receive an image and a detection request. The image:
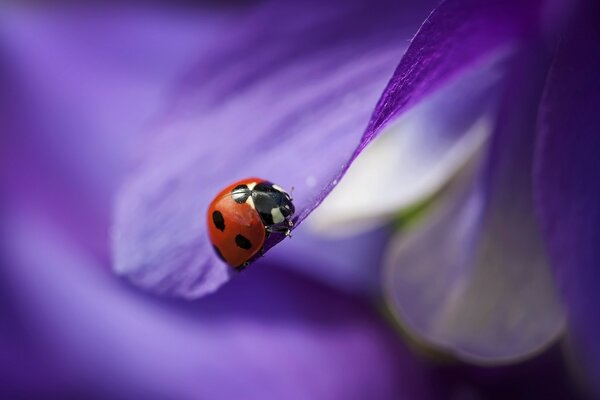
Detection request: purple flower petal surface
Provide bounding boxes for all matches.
[307,53,504,235]
[535,3,600,395]
[384,45,565,362]
[113,0,543,298]
[2,208,436,400]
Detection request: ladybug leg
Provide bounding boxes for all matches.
[265,223,293,239]
[236,262,249,272]
[285,219,293,238]
[265,225,292,236]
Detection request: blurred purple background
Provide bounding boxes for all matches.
[1,1,599,399]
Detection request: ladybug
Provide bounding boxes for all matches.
[207,178,295,269]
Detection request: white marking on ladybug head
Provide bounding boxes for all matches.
[247,182,257,190]
[246,196,256,210]
[271,207,285,224]
[272,184,286,193]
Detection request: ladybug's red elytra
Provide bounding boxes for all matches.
[207,178,295,268]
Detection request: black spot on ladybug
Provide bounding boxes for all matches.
[213,245,226,262]
[212,210,225,231]
[235,234,252,250]
[231,184,251,204]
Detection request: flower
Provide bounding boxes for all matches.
[109,0,566,367]
[112,0,548,298]
[301,0,600,394]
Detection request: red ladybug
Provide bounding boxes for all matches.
[207,178,295,268]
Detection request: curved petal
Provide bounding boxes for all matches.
[267,54,506,294]
[357,0,542,148]
[307,52,504,236]
[3,208,436,400]
[384,45,565,363]
[113,0,542,298]
[534,3,600,395]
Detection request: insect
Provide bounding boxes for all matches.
[207,178,295,269]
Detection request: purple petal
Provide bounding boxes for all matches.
[307,53,504,235]
[3,208,436,400]
[268,54,507,293]
[384,45,565,362]
[356,0,543,150]
[114,0,542,297]
[534,3,600,395]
